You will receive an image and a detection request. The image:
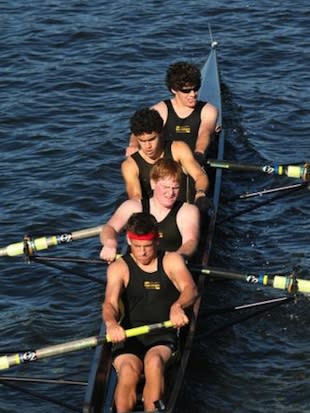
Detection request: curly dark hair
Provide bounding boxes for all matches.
[130,108,163,136]
[165,61,201,92]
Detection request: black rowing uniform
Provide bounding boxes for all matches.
[142,198,183,252]
[130,141,174,199]
[162,99,206,152]
[112,251,179,360]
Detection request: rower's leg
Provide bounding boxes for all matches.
[143,345,172,411]
[113,354,143,413]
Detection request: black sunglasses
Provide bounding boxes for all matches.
[178,86,199,94]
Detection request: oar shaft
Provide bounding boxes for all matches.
[0,321,172,371]
[0,336,100,371]
[0,225,103,257]
[192,266,310,294]
[206,159,309,180]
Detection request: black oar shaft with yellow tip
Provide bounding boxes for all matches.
[0,225,103,257]
[0,320,173,371]
[206,159,309,181]
[191,266,310,294]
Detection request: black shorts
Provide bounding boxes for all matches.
[112,331,178,361]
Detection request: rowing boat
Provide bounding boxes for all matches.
[82,37,225,413]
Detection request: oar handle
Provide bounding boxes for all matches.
[0,320,173,371]
[107,320,173,342]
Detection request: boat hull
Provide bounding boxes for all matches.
[83,43,224,413]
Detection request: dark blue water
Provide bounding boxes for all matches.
[0,2,309,412]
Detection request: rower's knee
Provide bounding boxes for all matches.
[114,360,142,412]
[145,353,163,370]
[118,360,141,381]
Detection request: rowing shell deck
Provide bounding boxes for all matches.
[83,39,225,413]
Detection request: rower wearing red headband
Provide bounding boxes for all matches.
[103,212,198,413]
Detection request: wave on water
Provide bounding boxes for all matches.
[0,1,309,412]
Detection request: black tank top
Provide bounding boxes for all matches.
[131,141,173,198]
[163,100,206,152]
[142,198,183,251]
[120,252,179,328]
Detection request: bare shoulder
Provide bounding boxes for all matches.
[151,100,166,111]
[107,256,128,276]
[176,203,200,230]
[162,251,187,275]
[106,257,129,289]
[163,251,185,265]
[172,140,191,152]
[162,252,193,285]
[121,155,138,172]
[179,201,199,215]
[108,199,142,224]
[117,198,141,212]
[201,101,218,120]
[151,100,168,123]
[171,140,192,160]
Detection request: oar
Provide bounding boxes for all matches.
[0,225,103,257]
[0,375,87,386]
[218,181,307,224]
[191,265,310,294]
[224,182,309,202]
[0,320,173,371]
[206,159,309,181]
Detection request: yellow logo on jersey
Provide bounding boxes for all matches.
[176,125,191,134]
[144,281,161,290]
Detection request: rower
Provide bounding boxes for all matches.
[122,107,209,203]
[102,212,198,413]
[126,61,218,166]
[100,158,200,263]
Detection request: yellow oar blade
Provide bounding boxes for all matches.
[0,320,173,371]
[206,160,310,181]
[0,225,103,257]
[272,276,310,294]
[191,266,310,294]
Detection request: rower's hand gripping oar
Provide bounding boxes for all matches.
[190,265,310,294]
[0,225,103,258]
[206,159,310,181]
[0,321,173,371]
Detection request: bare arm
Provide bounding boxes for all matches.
[99,199,142,262]
[125,133,139,157]
[195,103,218,154]
[102,259,128,342]
[175,203,200,258]
[163,252,199,328]
[172,141,209,199]
[121,157,142,200]
[151,101,168,124]
[99,224,119,263]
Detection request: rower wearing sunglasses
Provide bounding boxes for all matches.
[126,61,218,166]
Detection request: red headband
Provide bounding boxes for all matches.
[127,231,159,241]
